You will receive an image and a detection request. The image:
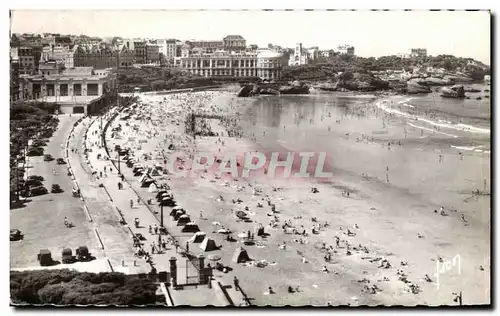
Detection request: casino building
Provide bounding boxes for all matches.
[180,50,284,80]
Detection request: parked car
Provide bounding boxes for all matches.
[26,178,43,187]
[76,246,91,261]
[10,229,22,241]
[62,248,74,264]
[56,158,67,165]
[27,147,44,156]
[43,154,54,161]
[30,186,48,196]
[32,140,47,147]
[51,184,63,193]
[27,175,44,182]
[37,249,53,266]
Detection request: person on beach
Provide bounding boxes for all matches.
[130,199,133,208]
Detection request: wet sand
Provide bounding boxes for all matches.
[107,88,490,306]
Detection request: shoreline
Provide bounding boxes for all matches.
[103,89,490,306]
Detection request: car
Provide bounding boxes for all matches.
[62,248,74,264]
[37,249,53,266]
[27,175,44,182]
[76,246,91,261]
[56,158,67,165]
[10,229,22,241]
[32,140,47,147]
[27,147,44,157]
[26,178,43,187]
[30,186,48,196]
[51,184,63,193]
[43,154,54,161]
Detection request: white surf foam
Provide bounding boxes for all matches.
[376,99,490,135]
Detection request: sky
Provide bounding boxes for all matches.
[10,10,491,64]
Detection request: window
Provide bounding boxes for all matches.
[74,84,82,96]
[87,84,98,96]
[60,84,68,96]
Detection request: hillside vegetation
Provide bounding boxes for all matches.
[117,67,216,92]
[282,54,490,81]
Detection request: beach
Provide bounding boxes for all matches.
[105,86,490,306]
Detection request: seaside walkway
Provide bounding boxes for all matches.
[84,102,249,306]
[68,116,148,274]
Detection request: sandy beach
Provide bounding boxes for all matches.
[105,86,490,306]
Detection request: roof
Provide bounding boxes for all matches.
[63,67,94,76]
[224,35,244,40]
[257,50,283,59]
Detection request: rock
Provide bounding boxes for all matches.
[279,84,310,95]
[260,88,279,95]
[280,81,310,94]
[317,82,338,91]
[237,85,253,97]
[423,77,453,86]
[336,72,390,92]
[406,78,432,94]
[443,74,473,83]
[464,87,482,93]
[441,85,466,98]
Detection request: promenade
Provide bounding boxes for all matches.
[82,104,248,306]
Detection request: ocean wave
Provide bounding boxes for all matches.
[450,145,491,154]
[407,122,458,138]
[376,99,490,135]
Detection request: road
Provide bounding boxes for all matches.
[10,114,101,270]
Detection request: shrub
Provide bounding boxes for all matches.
[10,270,158,305]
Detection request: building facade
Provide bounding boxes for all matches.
[338,45,355,56]
[409,48,427,58]
[146,44,160,63]
[74,46,119,69]
[289,43,309,66]
[21,66,117,115]
[134,41,147,64]
[180,50,283,80]
[223,35,246,52]
[18,46,36,75]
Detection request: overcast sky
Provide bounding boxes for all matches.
[10,10,491,64]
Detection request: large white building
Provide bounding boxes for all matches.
[289,43,309,66]
[338,45,355,56]
[20,66,117,115]
[409,48,427,58]
[180,50,284,80]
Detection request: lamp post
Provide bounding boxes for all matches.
[160,204,164,228]
[117,152,121,174]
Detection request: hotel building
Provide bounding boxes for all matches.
[180,50,284,80]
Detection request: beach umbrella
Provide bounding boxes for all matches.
[208,254,221,262]
[235,210,247,219]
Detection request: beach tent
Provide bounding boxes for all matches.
[199,237,217,252]
[170,206,184,216]
[138,173,150,184]
[141,178,155,188]
[148,183,158,193]
[189,231,206,243]
[150,168,161,177]
[156,190,168,200]
[182,223,200,233]
[174,210,186,220]
[232,247,251,263]
[177,215,191,226]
